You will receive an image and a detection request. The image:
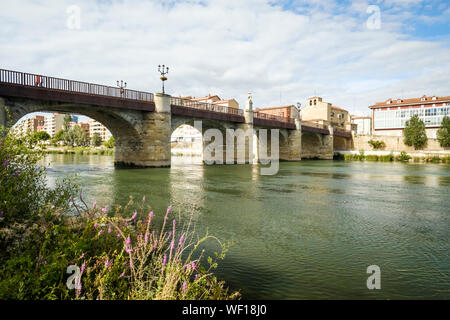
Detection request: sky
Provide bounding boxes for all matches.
[1,0,449,119]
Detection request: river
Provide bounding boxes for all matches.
[44,154,450,299]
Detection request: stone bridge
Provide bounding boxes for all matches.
[0,69,352,167]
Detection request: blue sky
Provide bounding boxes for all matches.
[1,0,449,122]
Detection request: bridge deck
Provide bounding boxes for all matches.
[0,69,352,136]
[0,69,155,111]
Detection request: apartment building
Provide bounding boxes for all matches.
[88,119,112,142]
[43,113,65,137]
[369,95,450,138]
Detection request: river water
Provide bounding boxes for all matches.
[44,154,450,299]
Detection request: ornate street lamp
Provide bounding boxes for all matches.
[158,64,169,94]
[116,80,127,98]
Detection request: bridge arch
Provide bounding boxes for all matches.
[1,97,153,167]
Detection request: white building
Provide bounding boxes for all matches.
[351,116,372,135]
[88,119,112,141]
[43,113,65,137]
[369,95,450,138]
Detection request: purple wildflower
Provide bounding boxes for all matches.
[93,201,97,208]
[81,263,86,275]
[14,170,20,176]
[182,280,187,293]
[170,240,175,251]
[119,271,125,278]
[162,254,167,267]
[178,235,184,246]
[144,232,149,245]
[3,159,8,168]
[80,252,85,259]
[43,261,47,265]
[125,236,132,253]
[131,211,137,220]
[117,233,121,239]
[186,264,191,271]
[164,205,172,221]
[98,229,103,235]
[191,262,196,270]
[108,226,112,233]
[101,206,108,213]
[94,223,98,229]
[105,258,111,269]
[142,195,146,202]
[195,274,199,280]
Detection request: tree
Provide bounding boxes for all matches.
[91,133,102,147]
[51,130,65,145]
[63,125,89,147]
[103,136,114,149]
[32,131,50,143]
[404,114,427,150]
[63,114,72,132]
[437,116,450,148]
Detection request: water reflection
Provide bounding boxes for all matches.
[44,155,450,299]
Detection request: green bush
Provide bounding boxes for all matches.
[0,127,238,300]
[368,139,385,150]
[395,151,411,162]
[103,136,114,149]
[404,115,427,150]
[437,116,450,148]
[380,153,394,162]
[365,155,379,161]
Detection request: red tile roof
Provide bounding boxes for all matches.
[369,95,450,109]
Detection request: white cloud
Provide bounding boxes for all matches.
[1,0,449,116]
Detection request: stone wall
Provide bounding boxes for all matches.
[351,134,444,152]
[301,131,333,159]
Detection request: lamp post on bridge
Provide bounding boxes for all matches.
[116,80,127,98]
[158,64,169,94]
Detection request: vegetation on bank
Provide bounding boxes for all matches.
[40,147,114,156]
[404,115,428,150]
[0,126,239,300]
[368,139,385,150]
[437,116,450,148]
[335,151,450,164]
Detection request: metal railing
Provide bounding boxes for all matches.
[0,69,154,102]
[253,111,296,124]
[301,121,328,129]
[333,127,352,136]
[171,97,244,116]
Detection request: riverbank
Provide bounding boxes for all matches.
[36,146,114,156]
[335,150,450,163]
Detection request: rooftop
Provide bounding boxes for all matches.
[369,95,450,108]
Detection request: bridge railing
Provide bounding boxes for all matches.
[301,121,328,129]
[333,127,352,137]
[0,69,154,102]
[171,97,244,116]
[253,111,296,124]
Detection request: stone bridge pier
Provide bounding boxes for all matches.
[0,95,173,168]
